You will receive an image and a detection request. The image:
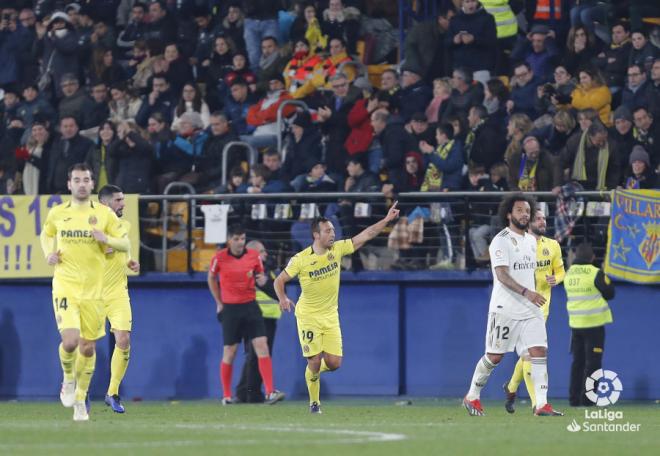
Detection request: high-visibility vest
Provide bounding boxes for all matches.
[257,270,281,319]
[564,264,613,329]
[534,0,562,20]
[481,0,518,39]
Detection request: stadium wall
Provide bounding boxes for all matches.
[0,273,656,401]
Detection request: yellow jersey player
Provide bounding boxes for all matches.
[274,203,400,413]
[503,208,565,413]
[40,163,129,421]
[98,185,139,413]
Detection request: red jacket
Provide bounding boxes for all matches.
[344,98,374,155]
[246,90,296,126]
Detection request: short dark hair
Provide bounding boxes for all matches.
[98,184,123,202]
[632,105,651,117]
[382,68,399,80]
[60,115,78,125]
[587,120,608,137]
[437,123,454,140]
[574,242,594,263]
[611,20,629,32]
[470,104,488,120]
[67,163,94,180]
[261,35,278,45]
[227,223,245,237]
[311,217,331,236]
[498,193,536,227]
[133,2,147,12]
[513,61,532,73]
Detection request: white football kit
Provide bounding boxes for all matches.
[485,228,547,354]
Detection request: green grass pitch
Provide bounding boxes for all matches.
[0,399,658,455]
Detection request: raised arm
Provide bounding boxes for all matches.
[494,266,546,307]
[351,201,400,251]
[274,270,295,312]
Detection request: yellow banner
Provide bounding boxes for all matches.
[0,194,140,279]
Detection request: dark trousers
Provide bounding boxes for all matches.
[569,326,605,406]
[235,318,277,403]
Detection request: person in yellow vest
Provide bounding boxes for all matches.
[503,208,565,413]
[235,240,282,403]
[564,242,614,406]
[480,0,518,75]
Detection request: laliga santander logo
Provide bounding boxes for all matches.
[585,369,623,406]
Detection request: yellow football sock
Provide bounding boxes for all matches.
[320,358,330,373]
[59,343,77,382]
[107,345,130,396]
[74,351,96,402]
[507,357,525,393]
[305,365,321,405]
[522,359,536,408]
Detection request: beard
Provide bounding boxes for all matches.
[531,225,545,236]
[511,217,529,230]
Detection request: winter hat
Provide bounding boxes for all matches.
[49,12,71,24]
[629,145,650,166]
[613,105,633,123]
[180,112,204,130]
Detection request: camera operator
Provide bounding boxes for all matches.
[535,65,576,117]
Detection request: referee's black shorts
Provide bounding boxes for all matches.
[220,301,266,346]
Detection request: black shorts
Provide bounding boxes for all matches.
[220,301,266,346]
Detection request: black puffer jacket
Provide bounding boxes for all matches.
[446,6,497,73]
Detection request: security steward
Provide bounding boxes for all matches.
[235,240,281,403]
[563,243,615,406]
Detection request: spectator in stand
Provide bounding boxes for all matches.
[624,145,658,189]
[571,67,612,126]
[156,43,194,96]
[109,82,143,124]
[398,67,432,123]
[510,24,559,83]
[651,59,660,118]
[127,39,160,95]
[446,0,497,84]
[406,112,436,155]
[22,119,53,194]
[345,83,389,168]
[342,156,380,194]
[57,74,96,127]
[242,0,280,72]
[172,82,211,132]
[609,106,636,172]
[575,107,599,134]
[464,163,500,262]
[489,162,510,190]
[292,37,354,100]
[370,109,408,181]
[442,67,483,124]
[136,74,176,127]
[197,112,239,191]
[320,0,361,55]
[110,120,153,193]
[216,165,246,194]
[535,65,576,117]
[147,112,178,192]
[621,63,654,111]
[595,21,631,97]
[507,61,543,119]
[483,78,510,132]
[203,36,236,111]
[255,37,289,97]
[47,116,95,193]
[225,51,258,94]
[629,30,658,74]
[383,151,424,197]
[426,78,452,124]
[144,0,177,44]
[504,113,533,163]
[465,105,506,171]
[561,121,619,190]
[290,3,327,52]
[88,48,127,88]
[418,123,463,191]
[533,109,578,156]
[508,135,561,191]
[404,8,453,82]
[283,111,323,190]
[86,120,118,191]
[17,84,56,142]
[0,7,29,86]
[190,7,220,71]
[116,2,148,58]
[299,159,338,192]
[224,78,257,136]
[632,106,659,171]
[238,163,289,193]
[380,69,401,109]
[244,75,296,151]
[314,72,355,176]
[218,3,245,52]
[1,84,23,131]
[562,26,600,76]
[283,38,323,97]
[0,114,24,187]
[86,82,111,129]
[16,7,39,84]
[35,12,80,100]
[262,150,286,183]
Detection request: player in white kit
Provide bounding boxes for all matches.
[463,194,563,417]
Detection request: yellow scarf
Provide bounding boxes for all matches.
[421,140,454,192]
[571,130,609,190]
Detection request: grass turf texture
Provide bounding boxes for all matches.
[0,399,658,455]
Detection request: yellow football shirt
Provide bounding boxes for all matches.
[284,239,355,319]
[41,200,126,300]
[103,219,131,300]
[535,236,565,317]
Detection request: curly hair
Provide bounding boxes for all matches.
[498,193,536,228]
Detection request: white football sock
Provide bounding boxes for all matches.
[466,355,496,400]
[530,357,548,408]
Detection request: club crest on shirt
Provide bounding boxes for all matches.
[327,253,335,261]
[246,270,253,278]
[543,247,550,256]
[88,215,98,225]
[511,238,517,246]
[303,345,310,353]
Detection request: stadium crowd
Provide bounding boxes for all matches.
[0,1,658,270]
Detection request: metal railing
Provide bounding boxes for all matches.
[276,100,309,162]
[137,191,611,273]
[220,141,259,187]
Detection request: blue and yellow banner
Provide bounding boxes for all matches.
[604,189,659,284]
[0,195,140,279]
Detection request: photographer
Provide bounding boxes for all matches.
[109,120,153,193]
[0,8,29,86]
[535,65,576,117]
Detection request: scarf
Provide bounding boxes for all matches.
[421,140,454,191]
[464,121,482,162]
[610,37,630,50]
[571,130,609,190]
[517,154,538,191]
[259,50,279,71]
